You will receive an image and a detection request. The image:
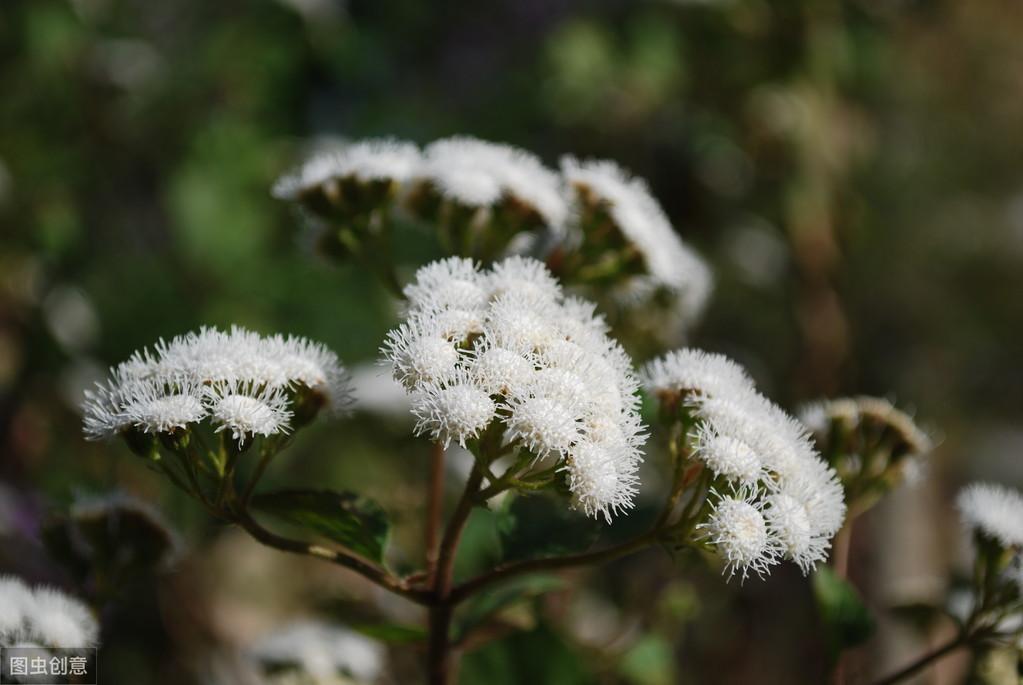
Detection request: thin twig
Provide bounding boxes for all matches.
[870,634,967,685]
[450,529,660,604]
[231,506,432,605]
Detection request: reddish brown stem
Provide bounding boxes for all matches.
[425,442,446,585]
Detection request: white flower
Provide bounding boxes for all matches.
[0,576,35,644]
[82,327,352,441]
[564,439,640,523]
[0,577,99,648]
[505,393,583,460]
[31,588,100,648]
[561,156,713,319]
[383,256,648,520]
[641,348,756,401]
[957,483,1023,549]
[411,372,497,448]
[403,256,488,314]
[800,396,933,459]
[272,138,421,199]
[644,348,847,577]
[122,377,206,434]
[251,620,385,682]
[764,492,828,574]
[692,427,762,484]
[207,381,292,445]
[467,340,534,396]
[381,320,462,389]
[699,492,778,581]
[486,255,563,303]
[419,137,568,230]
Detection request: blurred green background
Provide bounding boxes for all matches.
[2,0,1022,683]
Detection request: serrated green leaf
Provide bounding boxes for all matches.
[454,574,566,642]
[813,566,876,658]
[251,489,390,563]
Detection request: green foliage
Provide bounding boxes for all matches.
[618,634,677,685]
[460,624,594,685]
[250,488,391,563]
[497,493,602,564]
[454,573,566,642]
[812,566,876,658]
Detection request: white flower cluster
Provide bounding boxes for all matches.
[382,256,647,522]
[642,349,847,579]
[271,138,421,200]
[0,576,99,648]
[82,326,352,445]
[417,137,569,230]
[250,620,385,683]
[800,396,932,454]
[561,157,713,321]
[957,482,1023,550]
[274,137,712,323]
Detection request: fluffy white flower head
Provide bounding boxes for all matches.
[251,620,384,682]
[272,138,421,199]
[561,157,713,318]
[0,577,99,648]
[411,374,497,448]
[642,349,756,401]
[419,137,568,230]
[957,482,1023,549]
[382,256,647,521]
[700,493,778,581]
[82,326,352,442]
[644,348,847,578]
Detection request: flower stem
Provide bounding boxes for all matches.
[449,528,661,604]
[425,442,446,585]
[229,502,431,605]
[428,462,485,684]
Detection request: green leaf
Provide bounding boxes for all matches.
[812,566,876,658]
[251,489,390,563]
[454,574,566,642]
[498,494,602,563]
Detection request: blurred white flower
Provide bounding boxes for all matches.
[381,256,647,521]
[0,576,99,648]
[418,137,569,230]
[250,620,384,683]
[273,138,421,200]
[957,482,1023,549]
[561,157,713,320]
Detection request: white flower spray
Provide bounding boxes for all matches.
[382,255,646,522]
[642,349,846,579]
[82,326,352,445]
